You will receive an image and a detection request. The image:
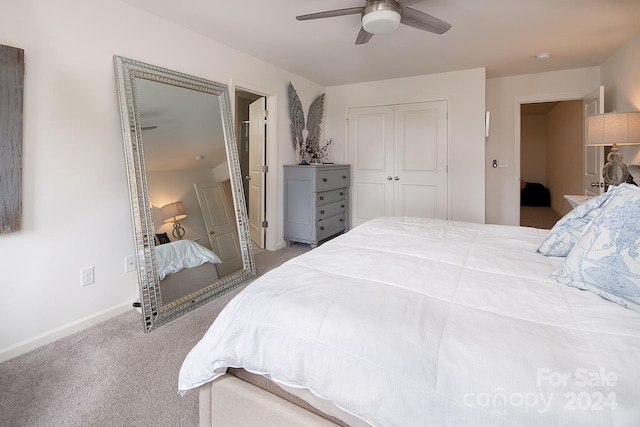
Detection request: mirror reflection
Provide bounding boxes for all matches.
[114,56,256,331]
[138,79,244,304]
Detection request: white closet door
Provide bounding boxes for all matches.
[194,181,242,278]
[347,101,448,228]
[393,101,448,219]
[348,105,394,227]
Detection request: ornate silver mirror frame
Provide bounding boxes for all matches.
[114,56,255,331]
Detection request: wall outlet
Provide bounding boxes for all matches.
[81,266,95,287]
[125,255,136,273]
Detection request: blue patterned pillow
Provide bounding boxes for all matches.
[553,184,640,312]
[537,187,618,257]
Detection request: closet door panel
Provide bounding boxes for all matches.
[348,106,394,227]
[399,109,437,171]
[394,102,448,220]
[398,184,437,219]
[354,182,388,222]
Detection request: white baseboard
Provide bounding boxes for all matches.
[0,302,133,364]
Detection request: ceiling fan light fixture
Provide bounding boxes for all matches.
[362,9,401,34]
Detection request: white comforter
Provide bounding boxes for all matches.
[156,240,221,280]
[179,217,640,426]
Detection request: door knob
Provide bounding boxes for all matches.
[209,231,215,235]
[394,176,399,181]
[591,182,601,188]
[387,176,393,180]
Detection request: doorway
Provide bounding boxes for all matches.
[235,84,280,251]
[518,100,585,228]
[235,89,266,249]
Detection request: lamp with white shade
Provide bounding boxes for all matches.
[585,111,640,186]
[161,201,187,239]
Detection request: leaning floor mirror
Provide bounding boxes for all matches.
[114,56,256,332]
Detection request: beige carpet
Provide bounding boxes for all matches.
[0,243,309,427]
[520,206,562,229]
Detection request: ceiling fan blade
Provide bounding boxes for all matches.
[400,7,451,34]
[355,27,374,45]
[296,7,364,21]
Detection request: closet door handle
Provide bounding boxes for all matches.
[394,176,399,181]
[387,176,393,180]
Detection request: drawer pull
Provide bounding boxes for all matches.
[341,204,345,208]
[342,175,347,179]
[319,196,324,201]
[320,226,325,231]
[320,210,325,214]
[339,192,344,196]
[323,178,328,182]
[339,218,344,222]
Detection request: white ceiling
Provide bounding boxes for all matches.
[136,78,226,172]
[120,0,640,86]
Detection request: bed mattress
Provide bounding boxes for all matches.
[179,216,640,426]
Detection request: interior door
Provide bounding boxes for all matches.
[393,101,448,219]
[348,105,395,227]
[194,181,243,277]
[583,86,605,196]
[347,101,448,228]
[248,97,266,248]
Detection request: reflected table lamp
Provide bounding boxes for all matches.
[161,201,187,239]
[585,111,640,186]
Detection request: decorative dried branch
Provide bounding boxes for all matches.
[288,82,305,148]
[305,93,325,154]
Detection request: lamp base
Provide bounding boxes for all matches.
[172,222,185,240]
[602,144,629,186]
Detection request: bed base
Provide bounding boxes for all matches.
[199,376,340,427]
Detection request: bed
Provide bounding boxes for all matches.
[179,184,640,426]
[156,239,221,304]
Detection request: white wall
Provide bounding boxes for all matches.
[485,68,600,225]
[545,101,584,216]
[520,115,547,185]
[0,0,323,362]
[325,68,487,223]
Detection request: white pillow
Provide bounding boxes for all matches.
[537,186,618,257]
[553,184,640,312]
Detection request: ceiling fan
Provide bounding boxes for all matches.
[296,0,451,45]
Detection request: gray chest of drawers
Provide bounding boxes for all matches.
[284,164,350,247]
